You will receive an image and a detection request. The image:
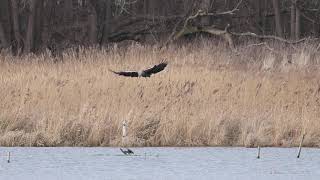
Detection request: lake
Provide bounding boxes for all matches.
[0,147,319,180]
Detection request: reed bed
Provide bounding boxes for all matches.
[0,40,320,147]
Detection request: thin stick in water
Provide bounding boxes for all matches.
[257,146,261,159]
[297,133,306,158]
[7,152,10,163]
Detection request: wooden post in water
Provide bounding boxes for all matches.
[7,152,10,163]
[297,133,306,158]
[257,146,261,159]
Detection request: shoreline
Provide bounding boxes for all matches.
[1,42,319,147]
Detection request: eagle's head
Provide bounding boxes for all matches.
[138,71,150,77]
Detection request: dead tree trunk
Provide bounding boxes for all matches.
[34,0,43,51]
[254,0,262,34]
[200,0,211,26]
[101,0,112,44]
[0,21,8,48]
[261,0,268,35]
[290,1,295,39]
[88,1,98,44]
[10,0,21,54]
[295,5,300,40]
[272,0,283,37]
[88,13,98,45]
[0,0,10,49]
[64,0,73,23]
[143,0,148,16]
[25,0,38,53]
[149,0,155,18]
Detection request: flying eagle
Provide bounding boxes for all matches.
[109,62,167,77]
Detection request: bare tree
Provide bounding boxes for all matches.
[101,0,113,44]
[272,0,283,37]
[10,0,22,54]
[0,0,318,55]
[172,0,243,51]
[64,0,73,23]
[295,2,300,39]
[34,0,43,51]
[0,21,8,48]
[200,0,211,26]
[290,0,296,39]
[88,0,98,44]
[25,0,38,53]
[143,0,148,16]
[261,0,268,35]
[290,0,301,40]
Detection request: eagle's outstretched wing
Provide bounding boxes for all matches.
[109,61,167,77]
[143,62,167,76]
[109,69,139,77]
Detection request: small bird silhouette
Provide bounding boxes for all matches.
[120,148,134,155]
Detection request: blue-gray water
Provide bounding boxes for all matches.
[0,147,319,180]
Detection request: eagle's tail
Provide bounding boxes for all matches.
[108,69,118,74]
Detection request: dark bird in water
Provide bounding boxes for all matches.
[109,62,167,77]
[120,148,134,155]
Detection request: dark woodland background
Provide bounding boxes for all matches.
[0,0,319,55]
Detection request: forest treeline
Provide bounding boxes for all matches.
[0,0,319,55]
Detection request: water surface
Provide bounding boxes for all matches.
[0,147,319,180]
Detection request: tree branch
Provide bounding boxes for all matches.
[244,42,281,54]
[206,0,243,15]
[230,31,312,44]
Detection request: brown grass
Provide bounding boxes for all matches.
[1,41,320,147]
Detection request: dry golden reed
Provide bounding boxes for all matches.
[0,41,320,147]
